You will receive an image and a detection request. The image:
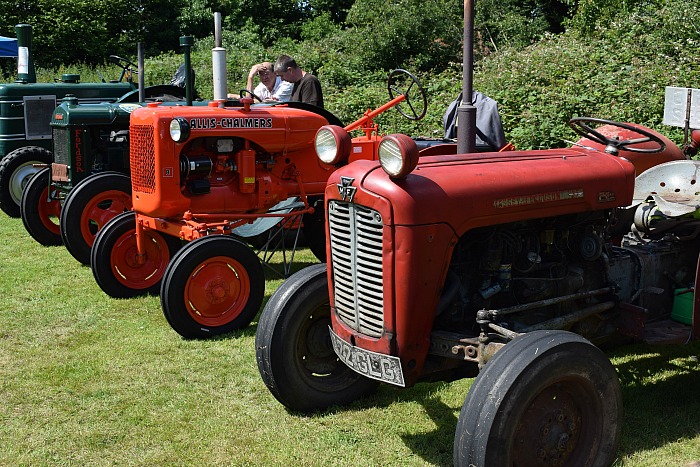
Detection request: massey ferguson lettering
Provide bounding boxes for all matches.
[188,117,273,130]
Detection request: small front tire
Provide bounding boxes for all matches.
[20,167,62,246]
[0,146,52,217]
[256,263,378,412]
[91,211,181,298]
[160,235,264,339]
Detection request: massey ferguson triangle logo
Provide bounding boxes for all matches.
[338,176,356,202]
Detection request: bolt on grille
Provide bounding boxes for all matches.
[130,124,156,194]
[51,128,69,166]
[328,200,384,337]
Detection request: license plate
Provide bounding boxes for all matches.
[51,163,68,182]
[329,326,405,387]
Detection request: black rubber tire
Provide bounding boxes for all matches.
[20,168,62,246]
[160,235,265,339]
[91,211,181,298]
[0,146,52,218]
[256,263,378,412]
[60,172,132,265]
[454,330,622,467]
[301,197,326,262]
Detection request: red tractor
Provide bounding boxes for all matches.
[90,69,432,339]
[253,3,699,465]
[254,115,698,465]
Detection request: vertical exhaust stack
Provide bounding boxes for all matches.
[457,0,476,154]
[180,36,194,106]
[212,12,227,100]
[138,42,145,102]
[14,24,35,84]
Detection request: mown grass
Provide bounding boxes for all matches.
[1,212,699,466]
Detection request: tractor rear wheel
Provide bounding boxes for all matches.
[91,211,181,298]
[302,197,326,262]
[256,263,378,412]
[453,330,622,467]
[61,172,132,265]
[20,168,62,246]
[0,146,52,217]
[160,236,264,339]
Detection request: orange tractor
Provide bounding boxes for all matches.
[90,69,440,339]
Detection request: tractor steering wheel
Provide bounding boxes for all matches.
[239,89,263,103]
[388,69,427,121]
[108,55,138,83]
[568,117,665,155]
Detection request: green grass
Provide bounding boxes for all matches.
[1,213,699,466]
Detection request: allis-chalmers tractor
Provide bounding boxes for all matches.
[0,24,162,219]
[90,68,430,339]
[253,4,700,466]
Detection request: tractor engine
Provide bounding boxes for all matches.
[128,100,334,227]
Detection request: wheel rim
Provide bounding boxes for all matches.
[10,161,41,205]
[80,190,132,247]
[184,255,251,327]
[110,229,172,289]
[295,302,344,379]
[511,378,598,465]
[36,184,61,234]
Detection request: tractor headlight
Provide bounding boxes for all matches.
[378,134,419,178]
[315,125,351,165]
[170,117,190,143]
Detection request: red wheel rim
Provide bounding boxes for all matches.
[80,190,132,247]
[37,185,61,235]
[109,229,171,290]
[184,255,251,327]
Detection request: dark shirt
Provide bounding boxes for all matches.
[291,73,324,109]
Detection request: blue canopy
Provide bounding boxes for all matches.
[0,36,18,57]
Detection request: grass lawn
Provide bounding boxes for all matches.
[1,213,699,466]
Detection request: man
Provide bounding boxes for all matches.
[273,55,324,108]
[245,62,293,102]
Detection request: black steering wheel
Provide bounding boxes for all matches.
[239,89,263,103]
[108,55,137,83]
[568,117,665,155]
[388,69,427,121]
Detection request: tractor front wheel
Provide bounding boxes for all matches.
[61,172,132,265]
[160,236,264,339]
[0,146,52,217]
[453,330,622,467]
[256,263,378,412]
[91,211,181,298]
[20,167,62,246]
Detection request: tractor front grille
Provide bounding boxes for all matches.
[51,127,69,166]
[129,124,155,194]
[328,200,384,337]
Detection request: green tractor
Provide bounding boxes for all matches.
[20,39,196,264]
[0,24,186,218]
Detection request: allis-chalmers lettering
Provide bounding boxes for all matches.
[188,117,273,130]
[73,129,83,173]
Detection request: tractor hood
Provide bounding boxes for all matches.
[327,148,637,237]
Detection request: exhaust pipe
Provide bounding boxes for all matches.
[14,24,35,84]
[457,0,476,154]
[212,12,227,100]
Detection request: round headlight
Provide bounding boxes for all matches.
[315,125,351,165]
[378,134,419,178]
[170,117,190,143]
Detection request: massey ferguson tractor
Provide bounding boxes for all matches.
[20,40,195,263]
[90,66,432,339]
[253,3,699,465]
[0,24,161,218]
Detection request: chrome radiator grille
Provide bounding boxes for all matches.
[328,200,384,337]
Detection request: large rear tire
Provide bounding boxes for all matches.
[0,146,52,217]
[454,330,622,467]
[20,167,62,246]
[60,172,132,265]
[301,197,326,262]
[91,211,181,298]
[160,236,264,339]
[256,263,378,412]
